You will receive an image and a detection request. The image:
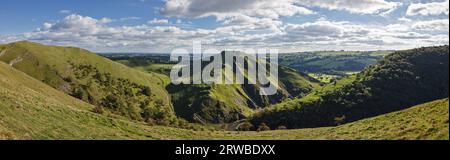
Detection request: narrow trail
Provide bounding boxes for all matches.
[0,49,6,57]
[9,56,23,66]
[228,119,247,131]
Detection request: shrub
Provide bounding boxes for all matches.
[145,118,156,126]
[334,115,346,126]
[277,126,288,130]
[92,106,104,114]
[142,86,152,96]
[238,122,253,131]
[257,123,271,132]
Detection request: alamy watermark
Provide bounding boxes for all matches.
[170,41,279,96]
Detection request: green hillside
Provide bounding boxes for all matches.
[251,46,449,129]
[1,42,320,125]
[0,41,176,124]
[1,42,447,140]
[1,62,447,140]
[117,53,320,124]
[0,61,162,139]
[218,98,449,140]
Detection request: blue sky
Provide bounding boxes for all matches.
[0,0,166,34]
[0,0,448,53]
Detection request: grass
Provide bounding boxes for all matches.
[121,60,320,123]
[0,41,175,122]
[0,41,171,106]
[308,73,339,83]
[279,50,392,74]
[267,75,357,111]
[1,43,446,140]
[1,62,448,140]
[303,75,357,100]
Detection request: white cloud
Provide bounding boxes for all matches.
[59,10,72,14]
[99,17,113,24]
[412,19,450,31]
[120,17,141,21]
[398,17,412,22]
[296,0,401,14]
[39,14,108,32]
[1,13,448,53]
[148,18,169,25]
[161,0,314,20]
[406,0,449,16]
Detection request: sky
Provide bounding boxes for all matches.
[0,0,448,53]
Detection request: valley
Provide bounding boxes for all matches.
[0,41,448,140]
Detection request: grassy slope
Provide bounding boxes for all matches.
[0,41,171,106]
[233,98,448,140]
[267,75,356,112]
[1,62,447,140]
[0,62,171,139]
[123,60,320,123]
[252,46,449,129]
[0,41,174,120]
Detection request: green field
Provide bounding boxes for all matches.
[279,51,392,76]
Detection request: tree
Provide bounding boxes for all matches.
[142,86,152,96]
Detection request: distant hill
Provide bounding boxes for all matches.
[0,41,176,124]
[279,50,392,74]
[251,46,449,129]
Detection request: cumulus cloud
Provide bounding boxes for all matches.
[1,12,448,53]
[296,0,401,14]
[39,14,109,32]
[406,0,449,16]
[161,0,314,20]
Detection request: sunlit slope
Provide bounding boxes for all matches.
[177,98,448,140]
[0,62,178,139]
[251,46,449,129]
[1,64,447,140]
[0,41,175,122]
[228,98,448,140]
[122,53,320,124]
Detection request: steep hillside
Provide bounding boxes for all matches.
[0,62,169,139]
[118,52,320,124]
[0,41,176,124]
[251,46,449,129]
[1,63,447,141]
[216,98,449,140]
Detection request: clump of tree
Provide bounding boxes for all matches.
[251,46,449,129]
[66,63,178,126]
